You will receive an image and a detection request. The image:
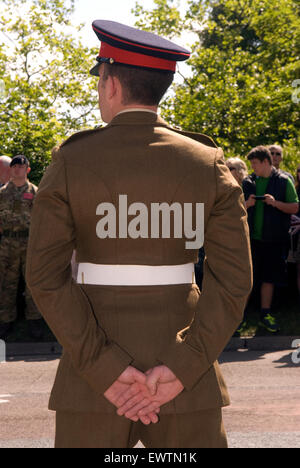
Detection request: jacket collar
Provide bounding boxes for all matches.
[7,180,30,190]
[108,110,169,128]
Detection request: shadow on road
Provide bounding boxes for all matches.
[219,349,299,368]
[5,354,60,363]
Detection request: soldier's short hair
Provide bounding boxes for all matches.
[10,155,29,167]
[102,63,174,106]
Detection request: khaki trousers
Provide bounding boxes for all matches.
[0,238,41,323]
[55,408,228,448]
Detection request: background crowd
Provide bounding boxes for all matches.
[225,145,300,334]
[0,143,300,341]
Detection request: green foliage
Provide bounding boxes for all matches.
[280,137,300,179]
[0,0,99,184]
[133,0,184,38]
[133,0,300,171]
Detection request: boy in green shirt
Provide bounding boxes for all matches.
[243,146,299,332]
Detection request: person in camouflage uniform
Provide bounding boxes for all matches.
[0,155,42,339]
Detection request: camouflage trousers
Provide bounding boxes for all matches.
[0,237,41,324]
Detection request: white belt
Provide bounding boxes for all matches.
[77,263,195,286]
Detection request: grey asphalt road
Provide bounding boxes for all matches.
[0,349,299,448]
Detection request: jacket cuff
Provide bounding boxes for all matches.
[83,342,133,396]
[157,338,210,391]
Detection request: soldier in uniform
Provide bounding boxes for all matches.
[0,156,42,339]
[26,21,252,448]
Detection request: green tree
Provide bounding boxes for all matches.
[133,0,300,172]
[0,0,99,184]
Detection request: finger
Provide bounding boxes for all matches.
[124,398,152,419]
[128,415,139,423]
[148,412,159,424]
[117,392,145,416]
[139,415,151,425]
[115,384,141,408]
[139,410,159,425]
[116,407,139,423]
[138,402,160,416]
[146,370,160,396]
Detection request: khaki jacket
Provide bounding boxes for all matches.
[26,111,252,414]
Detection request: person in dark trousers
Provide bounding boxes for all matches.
[243,146,298,332]
[288,164,300,308]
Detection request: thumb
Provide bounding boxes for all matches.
[146,368,160,396]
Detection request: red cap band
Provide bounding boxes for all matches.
[99,42,176,72]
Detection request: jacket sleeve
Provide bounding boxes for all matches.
[157,149,253,390]
[26,149,133,396]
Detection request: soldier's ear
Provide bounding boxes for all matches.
[27,167,31,174]
[107,74,121,101]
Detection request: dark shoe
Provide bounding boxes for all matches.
[0,322,13,340]
[259,314,280,333]
[28,319,43,340]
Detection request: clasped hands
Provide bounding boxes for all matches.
[104,365,184,425]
